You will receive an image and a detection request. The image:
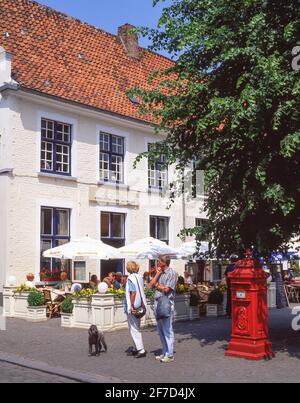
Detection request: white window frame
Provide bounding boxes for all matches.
[36,111,78,178]
[72,261,88,283]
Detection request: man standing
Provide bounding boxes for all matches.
[150,256,178,363]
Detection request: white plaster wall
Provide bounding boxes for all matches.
[3,91,206,283]
[0,176,8,291]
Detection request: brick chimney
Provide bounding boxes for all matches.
[118,24,140,59]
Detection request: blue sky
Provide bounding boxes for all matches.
[39,0,172,58]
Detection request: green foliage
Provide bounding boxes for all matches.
[62,297,74,314]
[15,284,34,293]
[208,289,224,305]
[144,287,156,301]
[73,288,97,301]
[27,290,45,307]
[132,0,300,256]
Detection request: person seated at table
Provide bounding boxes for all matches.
[54,272,71,292]
[103,272,116,288]
[25,273,36,289]
[121,275,128,288]
[184,271,194,285]
[114,272,123,290]
[89,275,100,290]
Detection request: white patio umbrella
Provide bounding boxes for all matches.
[43,236,119,260]
[117,237,178,260]
[176,240,209,259]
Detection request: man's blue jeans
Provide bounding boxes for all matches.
[156,313,174,357]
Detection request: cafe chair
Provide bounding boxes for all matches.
[43,289,63,319]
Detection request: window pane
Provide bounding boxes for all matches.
[158,167,168,189]
[40,239,52,272]
[150,216,156,238]
[56,209,70,236]
[111,135,124,154]
[41,208,52,235]
[111,155,123,182]
[101,213,110,238]
[41,141,53,171]
[111,214,124,238]
[57,123,71,143]
[56,145,70,173]
[148,164,156,188]
[99,153,109,180]
[100,132,110,151]
[41,119,54,140]
[158,218,169,241]
[73,261,86,282]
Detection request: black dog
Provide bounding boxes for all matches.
[88,325,107,356]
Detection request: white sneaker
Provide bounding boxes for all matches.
[160,356,175,363]
[155,354,165,361]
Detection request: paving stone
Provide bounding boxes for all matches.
[0,308,299,383]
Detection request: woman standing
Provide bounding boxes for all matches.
[125,261,147,359]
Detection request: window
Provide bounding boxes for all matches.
[100,212,126,279]
[150,216,169,244]
[195,218,209,242]
[72,261,88,283]
[193,161,206,197]
[99,132,124,183]
[148,144,168,189]
[101,212,125,240]
[41,118,72,175]
[40,207,71,278]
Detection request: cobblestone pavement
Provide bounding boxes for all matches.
[0,362,77,383]
[0,308,299,383]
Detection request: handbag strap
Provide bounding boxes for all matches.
[133,274,145,307]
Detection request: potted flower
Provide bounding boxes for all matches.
[27,290,47,322]
[61,297,74,328]
[206,288,224,317]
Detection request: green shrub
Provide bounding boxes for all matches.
[27,290,45,307]
[208,289,223,305]
[62,298,74,314]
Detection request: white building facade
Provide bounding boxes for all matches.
[0,56,207,289]
[0,1,207,290]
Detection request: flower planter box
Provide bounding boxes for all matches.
[174,293,190,321]
[113,299,128,330]
[57,293,198,330]
[3,287,17,317]
[61,313,74,328]
[92,294,114,330]
[206,304,224,317]
[27,306,47,322]
[14,292,30,319]
[72,299,93,329]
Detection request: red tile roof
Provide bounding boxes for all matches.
[0,0,174,123]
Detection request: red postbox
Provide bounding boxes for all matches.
[225,250,274,360]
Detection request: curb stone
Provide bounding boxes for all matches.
[0,351,127,384]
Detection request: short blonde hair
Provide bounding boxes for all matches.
[126,261,140,274]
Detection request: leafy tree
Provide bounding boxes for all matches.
[131,0,300,256]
